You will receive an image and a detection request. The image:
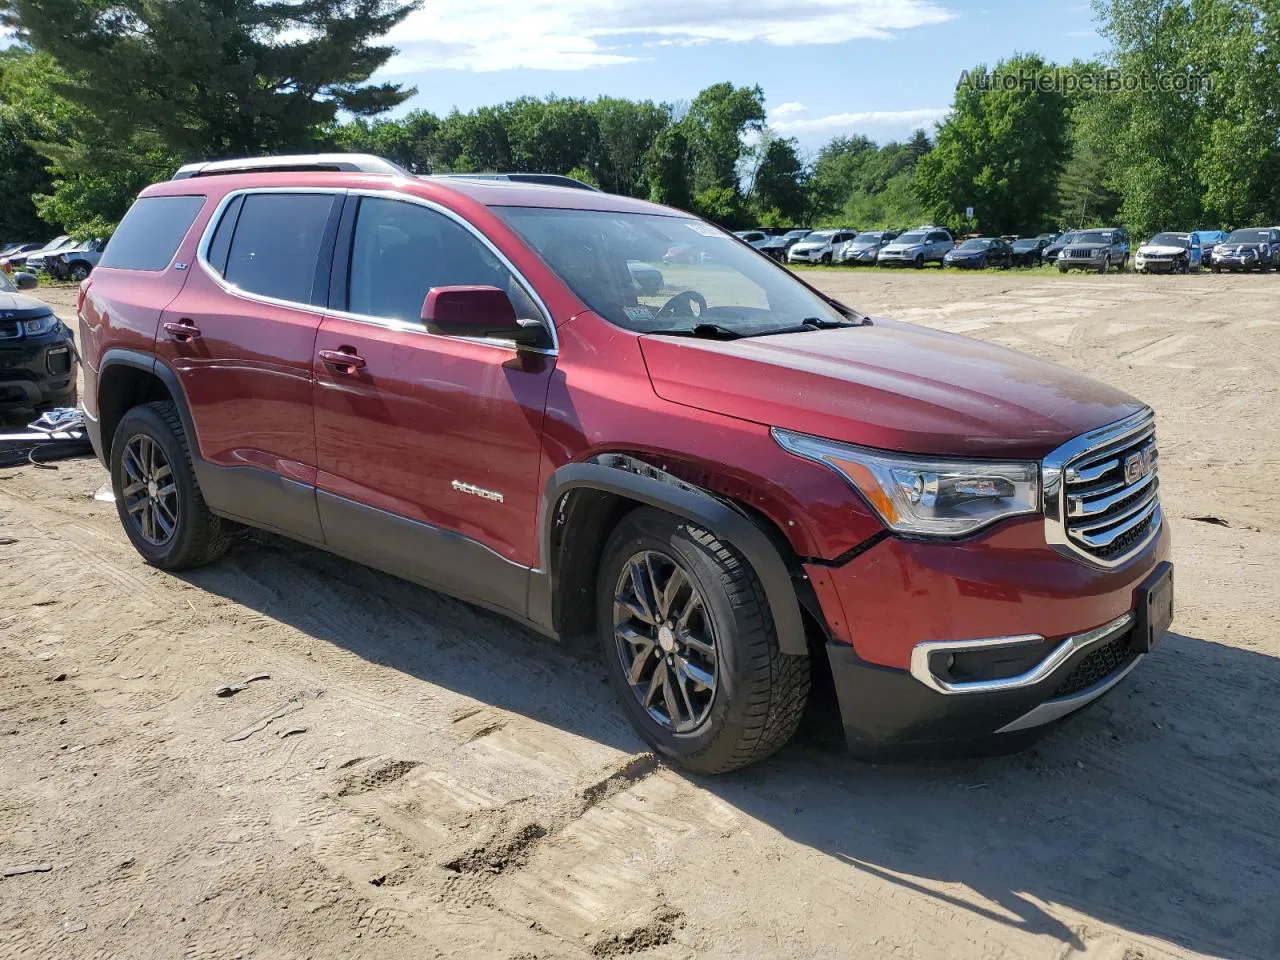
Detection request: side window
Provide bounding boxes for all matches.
[221,193,337,304]
[346,196,541,326]
[99,195,206,271]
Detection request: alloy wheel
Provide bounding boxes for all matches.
[121,434,178,546]
[613,550,717,733]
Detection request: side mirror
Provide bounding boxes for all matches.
[14,272,38,291]
[421,285,545,347]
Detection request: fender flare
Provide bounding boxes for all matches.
[98,349,199,444]
[535,459,808,656]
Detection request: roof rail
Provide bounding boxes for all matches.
[172,153,409,180]
[428,173,601,192]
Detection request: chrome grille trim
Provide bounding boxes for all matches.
[1043,408,1163,567]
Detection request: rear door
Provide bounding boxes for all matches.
[311,193,556,615]
[80,194,210,430]
[154,189,344,541]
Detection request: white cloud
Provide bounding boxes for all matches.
[383,0,954,73]
[770,101,807,118]
[770,107,949,133]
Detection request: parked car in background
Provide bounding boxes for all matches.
[80,153,1172,773]
[1009,236,1052,266]
[48,238,106,281]
[1057,228,1130,273]
[19,235,77,273]
[787,229,858,264]
[1210,227,1280,272]
[758,229,811,261]
[877,227,954,268]
[1041,231,1078,263]
[0,241,45,260]
[734,230,771,249]
[0,266,77,412]
[835,230,898,264]
[943,237,1012,269]
[1135,232,1200,274]
[1191,230,1227,257]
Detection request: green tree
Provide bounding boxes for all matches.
[0,48,56,236]
[915,53,1070,233]
[751,136,806,224]
[645,125,691,211]
[682,83,766,195]
[807,135,877,221]
[590,97,670,197]
[0,0,417,159]
[335,110,443,173]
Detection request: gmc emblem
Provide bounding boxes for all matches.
[1124,446,1156,484]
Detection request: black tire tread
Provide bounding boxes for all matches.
[137,400,229,568]
[681,524,810,771]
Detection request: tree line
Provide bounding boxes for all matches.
[1,0,1277,242]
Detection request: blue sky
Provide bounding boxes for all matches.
[379,0,1106,150]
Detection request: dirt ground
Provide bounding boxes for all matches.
[2,271,1277,960]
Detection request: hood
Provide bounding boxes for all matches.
[0,291,54,319]
[1218,242,1264,252]
[882,241,922,254]
[791,240,828,251]
[639,319,1143,459]
[1139,244,1187,256]
[946,248,985,258]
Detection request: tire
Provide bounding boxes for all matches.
[1212,266,1221,274]
[913,254,924,269]
[1059,265,1069,274]
[1097,256,1109,274]
[68,262,92,282]
[597,507,810,774]
[821,252,832,264]
[110,400,230,570]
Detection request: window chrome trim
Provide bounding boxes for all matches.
[194,186,558,356]
[1042,407,1161,568]
[908,611,1134,695]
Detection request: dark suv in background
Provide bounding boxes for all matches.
[0,268,77,412]
[80,154,1172,772]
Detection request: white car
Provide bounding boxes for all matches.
[1135,232,1201,274]
[787,229,858,264]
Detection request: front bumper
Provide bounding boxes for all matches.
[1135,256,1182,272]
[876,251,922,265]
[1212,254,1262,270]
[0,329,77,407]
[1058,255,1108,269]
[806,514,1172,750]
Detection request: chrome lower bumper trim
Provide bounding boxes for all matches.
[995,654,1144,733]
[908,612,1134,695]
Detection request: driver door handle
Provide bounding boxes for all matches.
[163,319,201,342]
[319,347,365,373]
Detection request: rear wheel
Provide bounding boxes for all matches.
[597,508,809,774]
[110,401,230,570]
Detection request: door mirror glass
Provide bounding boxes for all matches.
[421,285,543,346]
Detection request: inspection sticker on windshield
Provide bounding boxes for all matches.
[686,222,723,237]
[624,305,656,322]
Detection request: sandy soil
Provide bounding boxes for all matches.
[1,271,1277,959]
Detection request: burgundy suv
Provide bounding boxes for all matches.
[79,155,1172,772]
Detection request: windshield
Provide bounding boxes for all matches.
[896,232,926,244]
[853,232,884,244]
[1013,239,1039,249]
[1055,232,1077,245]
[784,230,810,239]
[958,239,990,250]
[800,231,835,244]
[1149,233,1189,247]
[1075,230,1111,244]
[1226,229,1269,243]
[495,207,854,336]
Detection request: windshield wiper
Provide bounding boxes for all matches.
[644,323,743,340]
[799,316,860,329]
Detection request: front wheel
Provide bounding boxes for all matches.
[913,254,924,269]
[68,262,92,282]
[597,508,809,774]
[1097,256,1110,274]
[110,401,230,570]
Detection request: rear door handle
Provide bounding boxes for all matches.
[319,347,365,373]
[163,319,201,342]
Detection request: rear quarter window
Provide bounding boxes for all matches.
[100,195,206,271]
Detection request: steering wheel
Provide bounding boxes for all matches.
[656,289,707,320]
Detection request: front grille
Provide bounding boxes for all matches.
[1045,410,1162,566]
[1052,630,1135,698]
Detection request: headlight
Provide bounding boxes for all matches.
[23,314,60,336]
[773,428,1040,537]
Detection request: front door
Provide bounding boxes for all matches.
[312,194,556,616]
